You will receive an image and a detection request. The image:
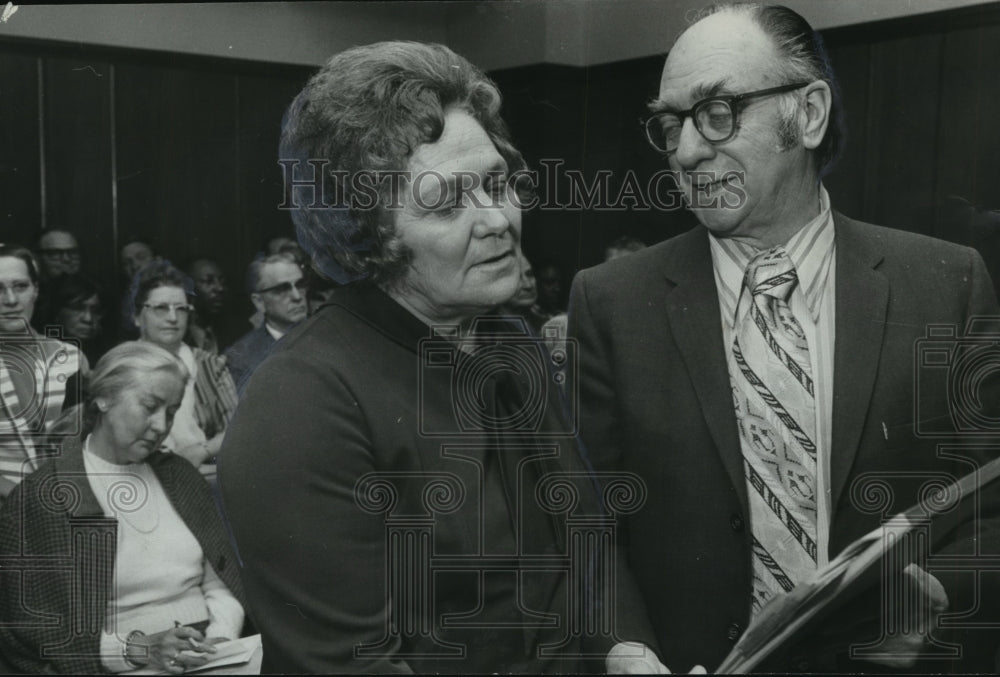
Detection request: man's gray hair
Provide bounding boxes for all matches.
[246,253,300,294]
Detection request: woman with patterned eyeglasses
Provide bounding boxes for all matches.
[0,243,83,501]
[131,261,238,480]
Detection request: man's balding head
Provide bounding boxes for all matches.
[652,3,839,246]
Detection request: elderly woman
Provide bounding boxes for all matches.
[220,42,659,674]
[132,261,238,477]
[0,341,246,673]
[0,244,83,499]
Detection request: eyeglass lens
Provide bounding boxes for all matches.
[146,303,192,317]
[40,248,80,259]
[647,101,734,153]
[260,279,308,295]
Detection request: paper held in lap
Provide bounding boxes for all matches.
[126,634,261,675]
[717,455,1000,674]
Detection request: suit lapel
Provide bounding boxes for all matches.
[830,214,889,516]
[662,228,748,511]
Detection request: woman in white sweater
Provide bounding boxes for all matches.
[0,341,247,674]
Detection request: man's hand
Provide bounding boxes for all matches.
[861,563,949,669]
[605,641,707,674]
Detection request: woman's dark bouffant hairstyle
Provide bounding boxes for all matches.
[280,41,528,286]
[45,274,101,313]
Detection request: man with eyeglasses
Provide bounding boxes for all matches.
[569,3,1000,673]
[224,253,308,393]
[35,229,82,280]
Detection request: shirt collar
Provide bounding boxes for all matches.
[264,322,285,341]
[709,184,835,326]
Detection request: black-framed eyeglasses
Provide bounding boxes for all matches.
[643,81,811,155]
[143,302,193,318]
[38,247,80,260]
[256,279,308,297]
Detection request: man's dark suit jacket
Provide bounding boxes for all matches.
[224,325,277,394]
[569,213,1000,672]
[220,285,657,673]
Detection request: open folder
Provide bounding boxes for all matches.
[716,454,1000,674]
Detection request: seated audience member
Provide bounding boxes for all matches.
[132,262,238,478]
[120,238,157,283]
[185,258,243,354]
[220,41,660,674]
[264,234,308,266]
[533,259,566,321]
[0,341,247,674]
[40,272,108,366]
[604,235,647,261]
[117,239,159,342]
[224,253,307,393]
[32,229,84,333]
[502,249,548,333]
[305,267,338,316]
[0,244,83,500]
[541,236,645,366]
[36,228,82,280]
[245,238,309,329]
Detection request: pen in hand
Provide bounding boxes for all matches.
[174,620,204,651]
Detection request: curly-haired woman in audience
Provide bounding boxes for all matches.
[131,261,238,479]
[0,341,247,673]
[0,244,83,500]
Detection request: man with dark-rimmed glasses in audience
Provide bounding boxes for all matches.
[224,253,308,393]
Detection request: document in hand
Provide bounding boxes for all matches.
[716,454,1000,674]
[126,634,261,675]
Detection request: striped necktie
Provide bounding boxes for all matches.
[730,246,818,614]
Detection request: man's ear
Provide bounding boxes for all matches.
[800,80,832,151]
[251,293,265,315]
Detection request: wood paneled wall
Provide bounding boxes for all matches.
[0,40,311,302]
